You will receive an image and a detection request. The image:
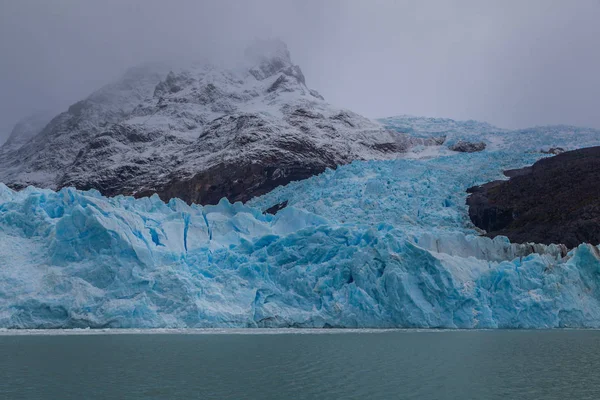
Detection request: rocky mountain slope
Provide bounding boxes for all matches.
[0,111,55,153]
[467,146,600,248]
[0,41,426,204]
[0,63,170,192]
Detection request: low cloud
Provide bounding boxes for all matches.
[1,0,599,142]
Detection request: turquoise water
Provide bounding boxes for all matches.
[1,330,600,399]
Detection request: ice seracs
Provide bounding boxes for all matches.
[2,146,600,329]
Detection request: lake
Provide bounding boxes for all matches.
[1,329,600,399]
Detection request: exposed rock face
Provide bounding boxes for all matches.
[449,140,486,153]
[467,146,600,248]
[541,147,565,155]
[0,41,428,204]
[263,200,288,215]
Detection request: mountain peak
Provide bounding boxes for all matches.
[1,111,55,153]
[0,41,419,203]
[245,39,293,81]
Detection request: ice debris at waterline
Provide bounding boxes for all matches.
[2,148,600,329]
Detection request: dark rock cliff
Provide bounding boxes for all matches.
[467,146,600,248]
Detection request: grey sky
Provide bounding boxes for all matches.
[1,0,599,143]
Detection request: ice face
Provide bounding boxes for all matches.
[2,137,600,328]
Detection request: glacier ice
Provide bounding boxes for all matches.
[2,135,600,328]
[380,115,600,153]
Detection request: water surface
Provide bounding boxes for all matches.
[1,330,600,399]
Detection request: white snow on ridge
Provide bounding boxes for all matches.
[0,63,171,188]
[0,111,56,153]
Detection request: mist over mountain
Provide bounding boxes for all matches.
[0,111,56,154]
[2,0,600,145]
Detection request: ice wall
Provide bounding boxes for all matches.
[2,148,600,328]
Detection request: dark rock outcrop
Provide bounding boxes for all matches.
[541,147,565,155]
[144,155,331,205]
[449,140,486,153]
[467,146,600,248]
[263,201,288,215]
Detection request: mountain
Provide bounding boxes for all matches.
[0,63,170,192]
[0,111,55,153]
[0,40,426,205]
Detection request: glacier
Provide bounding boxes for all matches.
[380,115,600,152]
[2,115,600,329]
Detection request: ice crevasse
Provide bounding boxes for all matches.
[1,147,600,329]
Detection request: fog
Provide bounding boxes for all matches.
[1,0,599,142]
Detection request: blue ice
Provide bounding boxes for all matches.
[1,117,600,328]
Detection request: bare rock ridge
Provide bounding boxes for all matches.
[0,40,428,204]
[467,146,600,248]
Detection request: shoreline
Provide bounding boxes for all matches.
[0,327,597,336]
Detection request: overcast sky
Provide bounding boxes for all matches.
[1,0,599,142]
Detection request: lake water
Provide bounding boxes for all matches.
[1,330,600,399]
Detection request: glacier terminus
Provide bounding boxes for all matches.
[1,116,600,329]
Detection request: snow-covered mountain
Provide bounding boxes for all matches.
[0,111,55,153]
[0,63,170,192]
[0,40,425,204]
